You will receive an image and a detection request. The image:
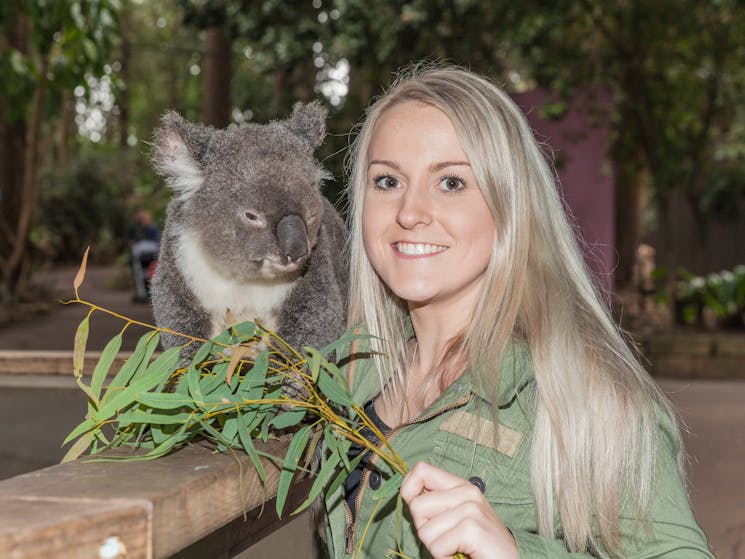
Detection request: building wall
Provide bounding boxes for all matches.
[512,88,615,292]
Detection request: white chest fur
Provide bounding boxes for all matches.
[175,229,297,338]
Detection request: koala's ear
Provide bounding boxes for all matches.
[284,101,327,149]
[152,111,212,199]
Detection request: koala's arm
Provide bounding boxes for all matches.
[278,198,348,352]
[150,231,213,352]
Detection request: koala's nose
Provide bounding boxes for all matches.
[276,214,309,265]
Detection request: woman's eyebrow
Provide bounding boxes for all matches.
[429,161,471,172]
[367,160,471,171]
[368,159,400,170]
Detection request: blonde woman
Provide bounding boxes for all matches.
[321,64,713,558]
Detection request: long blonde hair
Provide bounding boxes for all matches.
[346,63,681,557]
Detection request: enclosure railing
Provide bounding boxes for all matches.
[0,351,311,559]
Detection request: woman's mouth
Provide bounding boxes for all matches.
[393,242,448,256]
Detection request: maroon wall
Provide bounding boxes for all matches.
[512,89,615,293]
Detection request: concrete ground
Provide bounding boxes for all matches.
[0,266,742,558]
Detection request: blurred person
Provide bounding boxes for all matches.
[127,208,160,303]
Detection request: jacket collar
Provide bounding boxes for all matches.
[343,322,535,411]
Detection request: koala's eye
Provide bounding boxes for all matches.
[241,209,266,227]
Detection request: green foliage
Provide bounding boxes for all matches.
[62,287,410,525]
[0,0,119,121]
[656,265,745,327]
[33,149,137,262]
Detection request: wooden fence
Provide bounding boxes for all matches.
[0,351,310,559]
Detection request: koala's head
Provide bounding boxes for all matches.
[153,102,329,281]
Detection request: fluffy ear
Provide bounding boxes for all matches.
[284,101,327,149]
[152,111,210,199]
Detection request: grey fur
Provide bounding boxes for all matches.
[150,102,348,356]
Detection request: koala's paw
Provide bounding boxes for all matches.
[280,372,310,410]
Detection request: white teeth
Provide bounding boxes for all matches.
[395,242,447,255]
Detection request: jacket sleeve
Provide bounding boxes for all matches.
[510,412,714,558]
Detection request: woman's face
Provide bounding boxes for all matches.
[362,101,495,312]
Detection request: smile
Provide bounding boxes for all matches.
[394,242,448,256]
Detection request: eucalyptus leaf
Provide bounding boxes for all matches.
[61,430,94,463]
[325,452,366,502]
[237,412,267,483]
[292,447,341,514]
[371,472,403,501]
[270,409,306,430]
[135,392,194,410]
[232,321,258,338]
[317,368,354,407]
[304,346,322,383]
[91,333,122,400]
[62,417,97,446]
[238,350,269,400]
[105,331,160,396]
[73,316,90,379]
[276,425,311,518]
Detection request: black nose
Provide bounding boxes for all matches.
[276,214,309,264]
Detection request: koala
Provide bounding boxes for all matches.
[150,102,348,357]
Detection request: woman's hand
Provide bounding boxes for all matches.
[400,461,519,559]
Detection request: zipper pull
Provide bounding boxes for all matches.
[345,522,355,554]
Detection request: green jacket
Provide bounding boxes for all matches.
[322,329,714,558]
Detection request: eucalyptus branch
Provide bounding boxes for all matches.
[61,251,426,557]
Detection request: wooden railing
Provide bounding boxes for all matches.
[0,437,310,559]
[0,351,310,559]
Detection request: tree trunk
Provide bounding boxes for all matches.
[4,54,49,298]
[201,26,232,128]
[0,13,31,301]
[612,158,644,289]
[118,0,131,148]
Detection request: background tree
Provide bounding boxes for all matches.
[0,0,118,301]
[500,0,745,285]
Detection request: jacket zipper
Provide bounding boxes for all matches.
[343,394,471,556]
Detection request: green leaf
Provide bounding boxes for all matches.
[276,425,311,518]
[105,331,160,394]
[62,417,97,446]
[135,392,194,410]
[317,331,370,359]
[121,423,191,461]
[232,321,258,338]
[238,350,269,399]
[292,447,341,514]
[394,493,404,550]
[270,408,306,429]
[325,452,366,501]
[91,333,122,400]
[317,368,354,407]
[97,346,180,421]
[119,409,194,426]
[201,362,230,395]
[73,316,90,378]
[237,412,266,483]
[61,430,94,463]
[371,472,403,501]
[304,346,322,383]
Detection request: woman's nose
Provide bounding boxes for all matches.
[396,184,432,229]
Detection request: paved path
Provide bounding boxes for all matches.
[0,266,742,558]
[0,265,155,352]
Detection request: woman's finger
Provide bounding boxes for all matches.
[406,484,485,528]
[400,461,470,503]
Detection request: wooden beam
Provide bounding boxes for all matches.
[0,350,132,376]
[0,439,299,559]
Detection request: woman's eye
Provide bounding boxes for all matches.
[439,176,465,192]
[374,175,399,190]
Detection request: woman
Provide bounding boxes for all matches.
[322,64,713,558]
